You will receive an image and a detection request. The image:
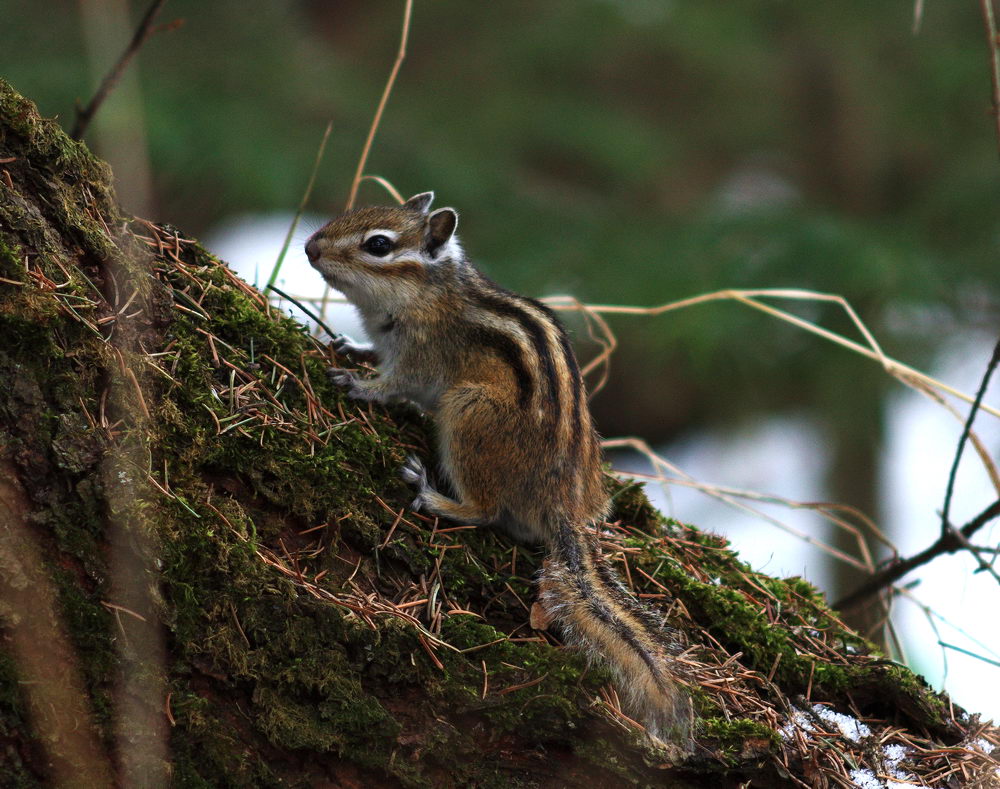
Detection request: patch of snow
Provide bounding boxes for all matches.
[970,737,997,755]
[811,704,870,742]
[850,766,921,789]
[779,706,813,741]
[881,743,915,784]
[205,213,366,343]
[849,768,882,789]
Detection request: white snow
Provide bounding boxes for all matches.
[811,703,870,742]
[205,213,366,343]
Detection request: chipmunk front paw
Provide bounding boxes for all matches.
[333,335,377,363]
[327,367,373,401]
[327,366,357,387]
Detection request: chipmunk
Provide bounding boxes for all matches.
[305,192,692,741]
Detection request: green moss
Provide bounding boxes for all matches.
[49,568,114,715]
[133,235,439,782]
[0,80,120,263]
[436,616,602,745]
[620,524,960,739]
[170,689,281,788]
[656,555,842,693]
[608,477,670,535]
[0,234,20,277]
[703,717,780,762]
[254,683,398,756]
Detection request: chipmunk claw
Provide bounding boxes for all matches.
[326,367,374,401]
[400,455,428,487]
[332,334,355,353]
[327,367,357,387]
[333,335,377,363]
[401,456,431,512]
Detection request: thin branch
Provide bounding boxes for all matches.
[835,498,1000,611]
[941,338,1000,536]
[939,641,1000,669]
[970,545,1000,554]
[605,436,878,571]
[266,284,338,342]
[898,586,1000,662]
[71,0,173,141]
[980,0,1000,158]
[547,289,1000,419]
[905,374,1000,497]
[947,527,1000,585]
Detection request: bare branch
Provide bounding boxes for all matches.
[949,528,1000,585]
[835,498,1000,611]
[940,337,1000,537]
[939,641,1000,669]
[980,0,1000,158]
[71,0,174,141]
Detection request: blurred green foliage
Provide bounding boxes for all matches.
[2,0,997,448]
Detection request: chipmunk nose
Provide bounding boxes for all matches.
[305,237,321,263]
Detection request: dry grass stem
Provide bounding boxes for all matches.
[267,119,334,291]
[316,0,413,321]
[358,174,406,204]
[546,288,999,420]
[605,437,878,572]
[980,0,1000,159]
[345,1,413,210]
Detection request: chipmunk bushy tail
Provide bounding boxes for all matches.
[539,520,692,741]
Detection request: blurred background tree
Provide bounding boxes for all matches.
[2,0,998,706]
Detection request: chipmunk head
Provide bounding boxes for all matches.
[305,192,461,305]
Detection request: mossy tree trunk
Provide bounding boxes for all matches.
[1,80,996,789]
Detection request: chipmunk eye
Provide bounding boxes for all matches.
[362,235,394,257]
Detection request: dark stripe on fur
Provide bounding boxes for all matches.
[471,274,588,461]
[556,329,584,457]
[470,286,561,421]
[468,325,534,409]
[379,260,426,280]
[592,553,667,639]
[554,523,666,684]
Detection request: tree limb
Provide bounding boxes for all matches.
[940,337,1000,537]
[835,338,1000,611]
[70,0,172,141]
[835,498,1000,611]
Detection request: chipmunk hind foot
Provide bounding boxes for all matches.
[401,455,492,524]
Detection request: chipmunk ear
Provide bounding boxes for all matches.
[426,207,458,255]
[404,192,434,214]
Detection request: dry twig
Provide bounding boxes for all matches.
[71,0,177,141]
[836,340,1000,610]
